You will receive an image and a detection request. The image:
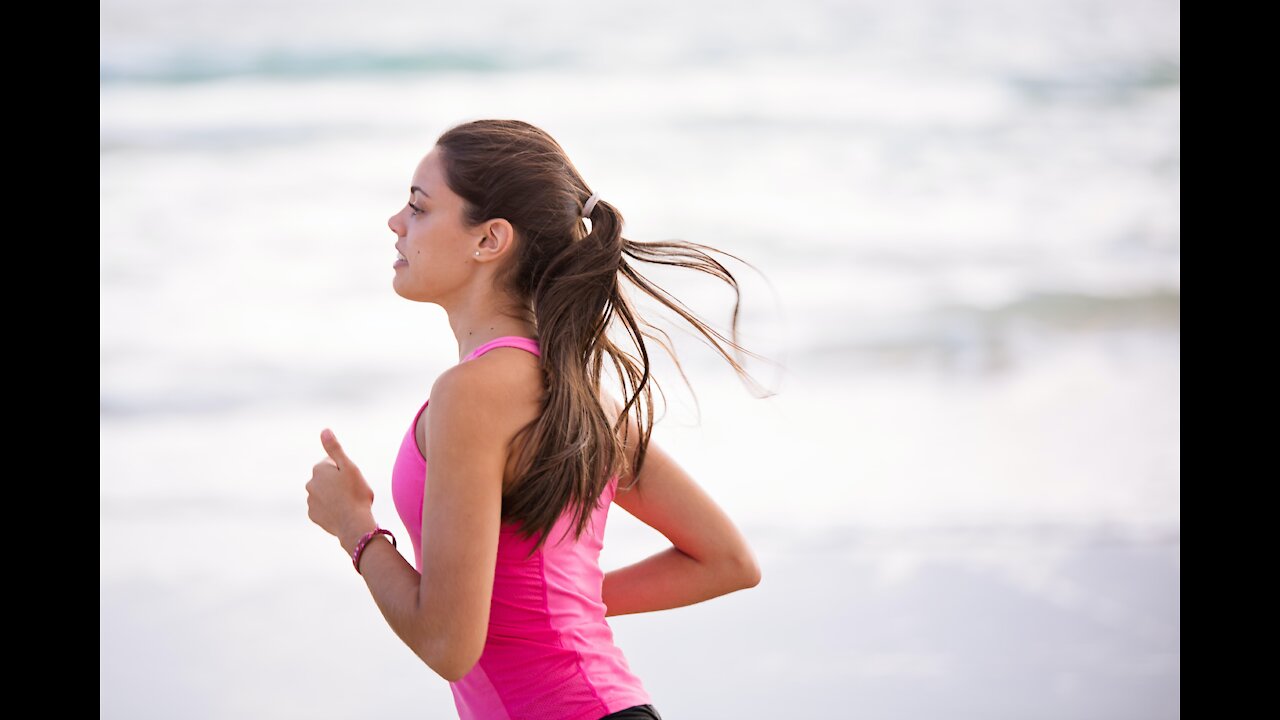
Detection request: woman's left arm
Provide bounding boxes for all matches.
[308,359,521,682]
[307,430,440,673]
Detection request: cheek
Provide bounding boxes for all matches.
[407,230,452,262]
[407,223,439,252]
[404,232,428,259]
[408,241,439,264]
[403,235,449,274]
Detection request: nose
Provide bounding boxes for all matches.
[388,209,402,235]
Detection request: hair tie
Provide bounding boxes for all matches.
[582,191,601,219]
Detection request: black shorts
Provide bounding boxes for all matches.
[600,703,664,719]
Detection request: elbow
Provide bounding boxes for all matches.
[435,653,476,681]
[701,547,762,591]
[729,551,762,589]
[426,637,482,684]
[432,651,479,684]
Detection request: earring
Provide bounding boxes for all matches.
[474,251,480,256]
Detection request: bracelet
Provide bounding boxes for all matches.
[352,527,397,575]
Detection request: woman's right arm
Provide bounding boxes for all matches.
[599,392,762,617]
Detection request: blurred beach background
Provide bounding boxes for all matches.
[100,0,1179,718]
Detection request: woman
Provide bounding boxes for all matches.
[307,119,766,720]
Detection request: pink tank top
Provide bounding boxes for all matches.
[390,336,653,720]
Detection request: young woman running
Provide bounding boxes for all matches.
[307,118,766,720]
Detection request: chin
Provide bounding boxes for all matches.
[392,276,433,303]
[391,275,413,300]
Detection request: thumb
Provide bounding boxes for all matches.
[321,428,353,469]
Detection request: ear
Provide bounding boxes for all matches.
[479,219,518,258]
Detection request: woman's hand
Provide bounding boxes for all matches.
[306,429,376,544]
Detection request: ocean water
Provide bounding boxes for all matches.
[101,1,1179,718]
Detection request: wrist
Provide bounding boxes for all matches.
[348,526,398,576]
[339,516,379,555]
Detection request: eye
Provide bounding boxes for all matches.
[407,202,423,216]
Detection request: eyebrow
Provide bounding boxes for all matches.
[411,186,430,198]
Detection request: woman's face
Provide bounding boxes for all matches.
[387,147,476,303]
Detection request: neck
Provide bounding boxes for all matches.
[450,321,538,363]
[443,286,537,362]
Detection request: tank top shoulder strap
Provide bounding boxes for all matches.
[462,335,541,363]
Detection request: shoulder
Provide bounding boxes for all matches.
[430,350,543,429]
[598,387,642,472]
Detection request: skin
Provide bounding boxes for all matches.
[388,145,539,352]
[305,145,762,684]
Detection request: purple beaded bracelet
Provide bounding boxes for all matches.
[352,527,397,575]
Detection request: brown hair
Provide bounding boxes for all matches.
[435,118,775,558]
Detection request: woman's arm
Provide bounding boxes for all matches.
[309,432,443,675]
[337,524,440,665]
[599,394,763,617]
[602,545,759,617]
[333,361,527,683]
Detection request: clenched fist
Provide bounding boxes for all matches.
[306,428,376,542]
